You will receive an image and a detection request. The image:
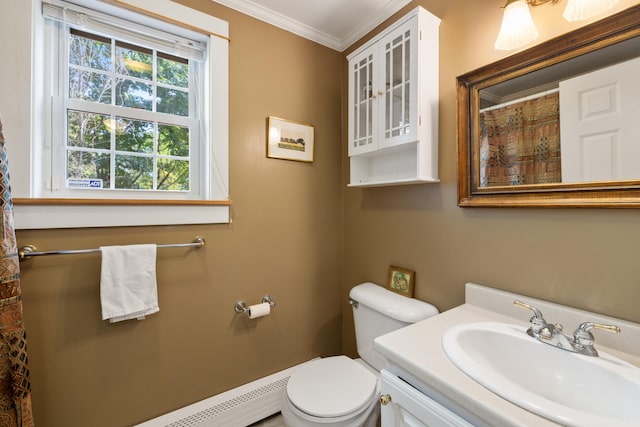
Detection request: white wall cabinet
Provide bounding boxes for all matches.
[347,7,440,187]
[380,370,473,427]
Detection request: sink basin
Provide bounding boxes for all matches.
[442,322,640,426]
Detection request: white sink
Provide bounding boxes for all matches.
[442,322,640,427]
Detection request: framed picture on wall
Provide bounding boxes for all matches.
[387,265,415,298]
[266,116,315,162]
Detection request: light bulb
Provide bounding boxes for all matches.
[495,0,540,51]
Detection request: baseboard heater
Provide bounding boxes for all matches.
[136,362,309,427]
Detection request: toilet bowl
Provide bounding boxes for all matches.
[281,356,379,427]
[281,282,439,427]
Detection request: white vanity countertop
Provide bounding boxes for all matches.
[374,283,640,427]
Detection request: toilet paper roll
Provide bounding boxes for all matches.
[248,302,271,319]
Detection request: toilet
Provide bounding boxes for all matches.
[281,282,439,427]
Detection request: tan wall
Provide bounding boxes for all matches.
[16,1,342,425]
[342,0,640,357]
[10,0,640,425]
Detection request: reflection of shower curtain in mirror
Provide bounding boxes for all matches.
[480,92,561,187]
[0,118,34,426]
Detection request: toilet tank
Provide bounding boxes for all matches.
[349,282,439,371]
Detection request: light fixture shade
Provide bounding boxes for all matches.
[563,0,619,21]
[494,0,539,51]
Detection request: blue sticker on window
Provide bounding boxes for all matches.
[67,178,103,189]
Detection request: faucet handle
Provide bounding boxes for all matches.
[513,300,544,319]
[574,322,621,339]
[573,322,621,356]
[514,300,547,337]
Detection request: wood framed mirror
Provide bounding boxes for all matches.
[457,4,640,208]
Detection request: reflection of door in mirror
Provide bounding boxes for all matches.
[478,55,640,188]
[560,56,640,183]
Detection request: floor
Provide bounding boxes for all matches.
[249,412,285,427]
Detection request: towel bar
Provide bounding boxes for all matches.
[18,236,205,261]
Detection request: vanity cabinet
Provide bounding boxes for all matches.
[347,6,440,187]
[380,370,473,427]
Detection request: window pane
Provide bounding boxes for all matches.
[116,118,154,153]
[115,155,153,189]
[69,30,112,71]
[69,68,112,104]
[67,150,111,186]
[67,110,111,149]
[116,78,152,110]
[392,44,402,85]
[116,42,152,80]
[157,86,189,116]
[157,158,189,191]
[158,124,189,156]
[404,35,410,81]
[158,54,188,88]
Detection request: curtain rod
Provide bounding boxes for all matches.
[480,88,559,114]
[18,236,205,261]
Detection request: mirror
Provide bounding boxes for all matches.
[457,4,640,207]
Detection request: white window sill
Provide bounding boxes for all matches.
[14,203,230,229]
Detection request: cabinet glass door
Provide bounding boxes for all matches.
[381,25,416,147]
[351,50,376,154]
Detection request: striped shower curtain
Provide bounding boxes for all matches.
[0,118,34,426]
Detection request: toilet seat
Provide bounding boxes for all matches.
[286,356,378,418]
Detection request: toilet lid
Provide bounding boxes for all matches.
[287,356,377,418]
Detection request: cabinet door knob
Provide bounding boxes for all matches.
[379,394,392,405]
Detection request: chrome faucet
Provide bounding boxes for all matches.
[513,300,621,357]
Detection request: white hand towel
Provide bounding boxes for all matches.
[100,244,159,323]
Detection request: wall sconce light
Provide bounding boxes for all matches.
[495,0,620,50]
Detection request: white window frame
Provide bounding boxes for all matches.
[11,0,229,229]
[50,26,204,200]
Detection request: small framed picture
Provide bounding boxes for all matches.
[266,116,315,162]
[387,266,415,297]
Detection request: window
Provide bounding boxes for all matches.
[63,29,196,194]
[12,0,230,228]
[44,0,208,200]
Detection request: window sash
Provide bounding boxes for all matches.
[45,14,205,200]
[60,100,199,194]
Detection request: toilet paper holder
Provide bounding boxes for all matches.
[234,294,276,315]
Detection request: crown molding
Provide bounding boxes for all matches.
[210,0,412,51]
[339,0,412,50]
